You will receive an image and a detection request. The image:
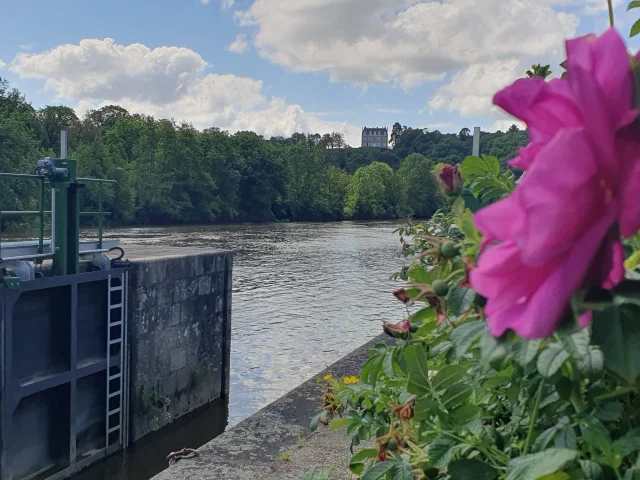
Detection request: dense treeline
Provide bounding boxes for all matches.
[0,77,528,226]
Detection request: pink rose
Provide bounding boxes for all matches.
[382,319,411,339]
[470,29,639,339]
[437,165,464,195]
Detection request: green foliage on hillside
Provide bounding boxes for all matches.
[0,77,529,226]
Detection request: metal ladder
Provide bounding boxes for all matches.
[106,272,128,452]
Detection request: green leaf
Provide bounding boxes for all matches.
[592,305,640,384]
[461,156,489,176]
[404,344,430,396]
[361,355,384,387]
[632,18,640,38]
[533,427,558,452]
[481,330,508,368]
[580,417,613,462]
[329,418,354,431]
[595,401,623,422]
[310,411,323,432]
[451,320,486,357]
[537,345,570,378]
[441,383,473,409]
[448,459,498,480]
[554,426,577,450]
[428,436,459,469]
[484,156,501,176]
[362,461,394,480]
[414,397,440,421]
[512,339,542,367]
[505,449,578,480]
[432,365,466,390]
[617,427,640,457]
[350,462,365,476]
[412,306,434,322]
[629,0,640,9]
[450,404,481,424]
[447,286,475,317]
[559,328,589,360]
[383,351,397,379]
[538,474,570,480]
[390,459,414,480]
[579,460,603,479]
[408,266,432,284]
[625,250,640,270]
[351,448,379,463]
[482,375,511,390]
[577,348,604,379]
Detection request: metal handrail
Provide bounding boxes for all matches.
[0,173,116,260]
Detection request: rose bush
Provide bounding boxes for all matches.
[311,13,640,480]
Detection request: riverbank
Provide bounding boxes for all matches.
[151,335,391,480]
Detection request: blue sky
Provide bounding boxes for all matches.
[0,0,638,146]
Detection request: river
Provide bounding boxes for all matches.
[76,220,408,479]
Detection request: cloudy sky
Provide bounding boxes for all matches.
[1,0,638,146]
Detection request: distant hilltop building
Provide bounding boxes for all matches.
[361,127,389,148]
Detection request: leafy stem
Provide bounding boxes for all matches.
[443,269,465,283]
[568,360,585,414]
[523,378,544,455]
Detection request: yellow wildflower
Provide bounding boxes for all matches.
[343,376,360,385]
[323,373,333,381]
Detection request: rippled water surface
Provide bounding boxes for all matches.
[106,221,406,427]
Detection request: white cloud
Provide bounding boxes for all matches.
[235,0,578,117]
[491,119,526,132]
[201,0,211,4]
[221,0,234,9]
[0,59,5,69]
[429,60,522,117]
[10,38,360,144]
[18,43,33,51]
[11,38,209,104]
[236,0,578,88]
[227,34,249,53]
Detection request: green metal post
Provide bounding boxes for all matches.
[51,158,80,276]
[52,172,68,276]
[98,188,103,249]
[39,177,45,254]
[67,159,79,275]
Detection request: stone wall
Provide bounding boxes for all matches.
[127,250,232,442]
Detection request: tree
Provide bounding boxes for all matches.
[398,153,441,218]
[344,162,398,219]
[85,105,130,128]
[37,105,80,154]
[0,77,533,228]
[0,78,46,215]
[526,64,552,79]
[233,131,286,221]
[390,122,403,148]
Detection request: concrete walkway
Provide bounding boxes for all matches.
[151,336,390,480]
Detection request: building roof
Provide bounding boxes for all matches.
[362,127,388,134]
